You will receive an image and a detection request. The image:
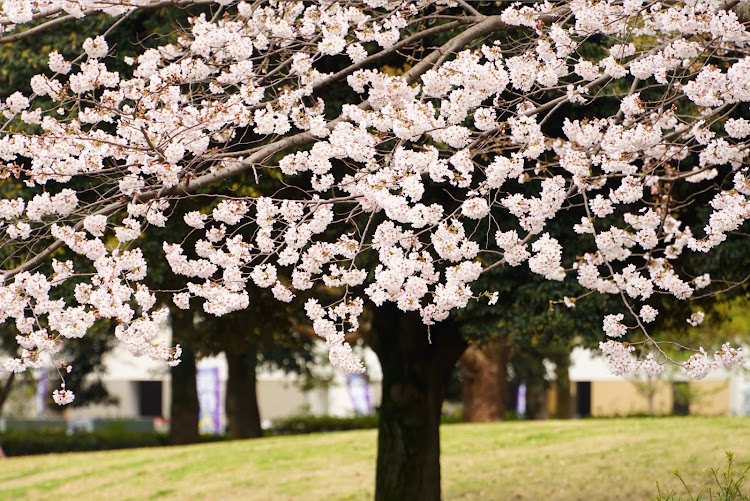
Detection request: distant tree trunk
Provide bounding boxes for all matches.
[169,310,201,445]
[225,345,262,439]
[0,369,21,459]
[525,380,548,420]
[460,336,508,422]
[0,373,11,459]
[368,306,467,501]
[555,357,572,419]
[0,372,16,416]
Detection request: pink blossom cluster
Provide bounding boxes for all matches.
[682,344,747,380]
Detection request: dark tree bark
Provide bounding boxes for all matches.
[169,310,201,445]
[225,345,262,440]
[525,380,548,420]
[0,372,15,458]
[0,372,16,416]
[555,357,572,419]
[368,306,467,501]
[460,336,508,422]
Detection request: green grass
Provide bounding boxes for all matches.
[1,417,749,500]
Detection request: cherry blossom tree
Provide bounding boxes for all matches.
[2,0,750,498]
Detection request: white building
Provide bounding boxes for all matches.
[567,347,750,417]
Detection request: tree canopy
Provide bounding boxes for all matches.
[0,0,748,407]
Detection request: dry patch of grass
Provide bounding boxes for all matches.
[1,417,748,500]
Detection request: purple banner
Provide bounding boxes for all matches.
[36,370,48,417]
[346,373,371,415]
[196,367,222,434]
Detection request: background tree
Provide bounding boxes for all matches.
[199,300,315,440]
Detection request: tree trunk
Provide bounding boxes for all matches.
[0,372,16,459]
[0,373,11,459]
[368,306,467,501]
[169,310,201,445]
[525,380,548,420]
[555,357,572,419]
[225,345,262,440]
[459,337,507,422]
[0,372,16,416]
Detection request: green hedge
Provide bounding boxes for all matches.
[267,412,462,436]
[0,430,169,456]
[268,414,379,435]
[0,413,464,456]
[0,430,228,457]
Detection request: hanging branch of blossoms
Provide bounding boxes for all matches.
[1,0,749,404]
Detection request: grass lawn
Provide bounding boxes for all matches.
[1,417,749,500]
